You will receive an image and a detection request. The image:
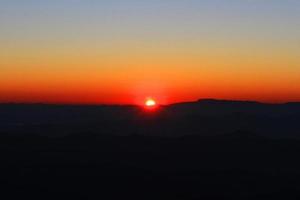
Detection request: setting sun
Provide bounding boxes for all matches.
[145,99,156,107]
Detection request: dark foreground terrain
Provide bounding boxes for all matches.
[0,99,300,199]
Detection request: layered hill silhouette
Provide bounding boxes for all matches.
[1,99,299,138]
[1,99,300,199]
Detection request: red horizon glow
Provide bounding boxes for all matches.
[1,90,300,105]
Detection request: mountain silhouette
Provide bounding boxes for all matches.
[1,99,300,138]
[1,99,300,199]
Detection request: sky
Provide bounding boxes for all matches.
[1,0,300,104]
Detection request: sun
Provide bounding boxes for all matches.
[145,98,156,107]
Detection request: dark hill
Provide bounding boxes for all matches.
[1,100,300,199]
[1,99,300,138]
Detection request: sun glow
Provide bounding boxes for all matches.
[145,98,156,107]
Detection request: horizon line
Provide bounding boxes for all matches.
[1,98,300,106]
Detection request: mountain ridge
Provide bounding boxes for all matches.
[1,98,300,107]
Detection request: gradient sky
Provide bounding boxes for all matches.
[1,0,300,104]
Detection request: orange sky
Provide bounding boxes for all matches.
[1,1,300,104]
